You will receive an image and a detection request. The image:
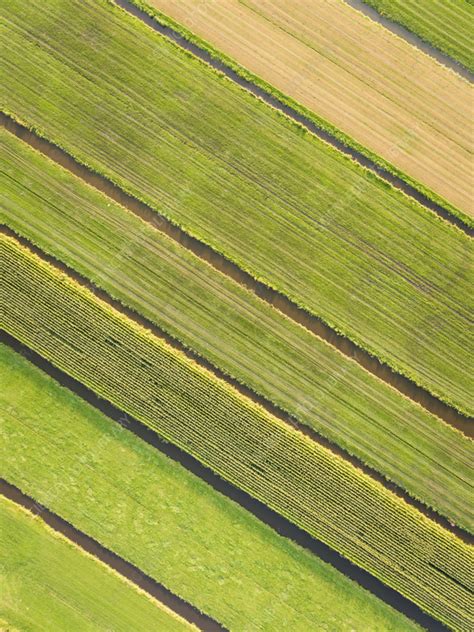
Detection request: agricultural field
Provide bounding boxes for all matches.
[2,233,474,631]
[0,495,192,631]
[145,0,473,215]
[1,0,473,418]
[1,127,473,533]
[0,343,418,632]
[1,0,472,630]
[360,0,474,71]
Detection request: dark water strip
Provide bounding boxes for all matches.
[3,224,471,544]
[114,0,472,236]
[0,332,449,632]
[1,113,470,435]
[344,0,473,82]
[0,477,225,631]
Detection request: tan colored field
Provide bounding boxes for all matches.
[150,0,473,216]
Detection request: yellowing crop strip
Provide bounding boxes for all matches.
[1,232,473,631]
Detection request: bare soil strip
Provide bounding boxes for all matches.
[114,0,472,234]
[0,476,225,632]
[0,333,450,632]
[3,114,470,437]
[4,224,471,543]
[344,0,473,81]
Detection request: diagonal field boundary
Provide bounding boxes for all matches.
[344,0,473,82]
[1,112,471,436]
[0,477,226,632]
[0,332,450,632]
[2,223,472,544]
[114,0,472,236]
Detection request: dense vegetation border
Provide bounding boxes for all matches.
[358,0,474,75]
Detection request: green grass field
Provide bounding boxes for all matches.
[0,344,419,632]
[1,127,472,533]
[362,0,474,71]
[1,0,472,416]
[2,232,473,630]
[0,496,191,631]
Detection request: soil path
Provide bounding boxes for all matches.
[0,332,449,632]
[2,113,470,435]
[113,0,472,234]
[344,0,473,82]
[0,476,225,632]
[2,225,472,543]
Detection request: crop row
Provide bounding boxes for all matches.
[1,127,472,532]
[0,342,420,631]
[1,0,472,415]
[1,233,473,630]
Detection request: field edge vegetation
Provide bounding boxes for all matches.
[360,0,474,73]
[0,493,194,631]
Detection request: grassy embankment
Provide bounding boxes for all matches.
[1,233,473,630]
[1,128,472,532]
[0,344,419,632]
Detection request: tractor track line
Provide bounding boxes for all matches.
[1,112,470,435]
[2,225,472,544]
[0,477,226,632]
[0,333,450,632]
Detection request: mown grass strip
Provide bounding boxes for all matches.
[0,343,421,632]
[360,0,473,73]
[1,233,473,630]
[1,0,473,416]
[1,126,472,534]
[0,493,196,632]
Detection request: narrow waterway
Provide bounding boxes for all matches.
[0,476,226,631]
[0,332,449,632]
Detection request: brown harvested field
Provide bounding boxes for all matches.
[149,0,473,217]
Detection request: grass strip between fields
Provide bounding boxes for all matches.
[1,126,472,534]
[1,233,473,630]
[1,0,473,417]
[360,0,473,72]
[0,494,194,631]
[0,344,421,632]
